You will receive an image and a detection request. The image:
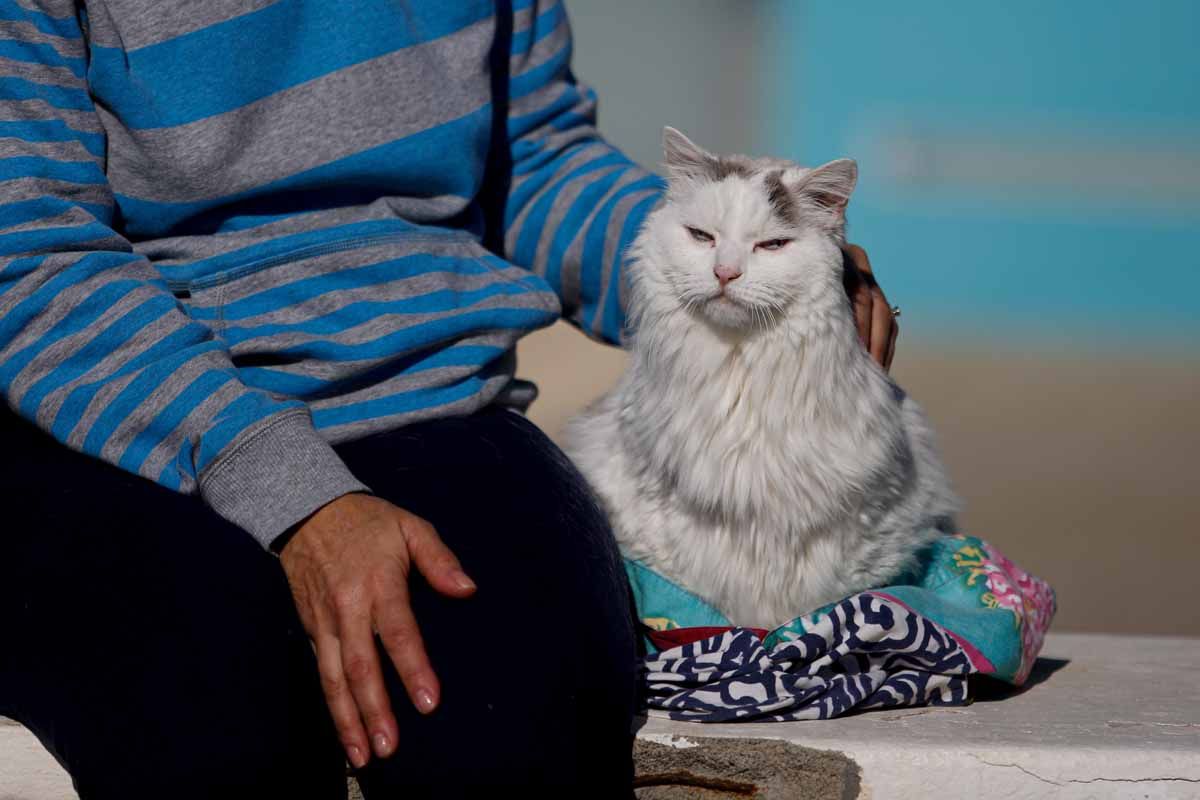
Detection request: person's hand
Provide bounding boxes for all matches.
[279,493,476,768]
[842,243,898,370]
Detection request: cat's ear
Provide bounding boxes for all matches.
[791,159,858,215]
[662,127,715,178]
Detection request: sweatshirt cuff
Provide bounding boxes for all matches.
[199,410,370,551]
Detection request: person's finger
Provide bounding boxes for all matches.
[869,288,892,367]
[845,243,874,275]
[373,578,441,716]
[843,246,873,347]
[314,630,370,769]
[853,284,873,348]
[885,320,899,370]
[402,517,476,599]
[335,596,398,759]
[846,243,897,367]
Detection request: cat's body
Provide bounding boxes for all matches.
[564,129,959,629]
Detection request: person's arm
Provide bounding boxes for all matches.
[0,0,366,548]
[498,0,665,345]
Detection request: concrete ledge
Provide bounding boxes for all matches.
[4,633,1197,799]
[637,632,1200,798]
[0,717,74,800]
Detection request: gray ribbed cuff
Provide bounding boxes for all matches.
[199,410,370,551]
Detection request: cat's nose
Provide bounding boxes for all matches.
[714,264,742,286]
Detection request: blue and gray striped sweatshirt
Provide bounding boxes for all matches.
[0,0,664,547]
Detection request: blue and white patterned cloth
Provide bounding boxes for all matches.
[630,535,1057,722]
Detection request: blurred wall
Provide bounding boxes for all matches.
[517,1,1200,637]
[565,1,761,171]
[760,0,1200,347]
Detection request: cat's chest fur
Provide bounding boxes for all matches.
[623,308,903,530]
[568,303,921,628]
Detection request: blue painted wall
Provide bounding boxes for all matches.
[760,1,1199,348]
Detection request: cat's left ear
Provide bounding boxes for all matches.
[662,127,716,179]
[789,159,858,218]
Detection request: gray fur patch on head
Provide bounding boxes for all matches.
[706,155,755,181]
[763,169,799,226]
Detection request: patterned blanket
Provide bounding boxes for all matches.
[629,534,1056,722]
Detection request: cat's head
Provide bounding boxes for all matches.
[635,127,857,332]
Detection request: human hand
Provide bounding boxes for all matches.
[842,243,898,370]
[279,493,476,768]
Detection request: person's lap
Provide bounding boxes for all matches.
[0,405,636,799]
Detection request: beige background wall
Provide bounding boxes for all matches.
[517,1,1200,637]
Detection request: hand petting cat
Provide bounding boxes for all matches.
[843,243,898,370]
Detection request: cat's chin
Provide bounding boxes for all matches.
[689,294,772,333]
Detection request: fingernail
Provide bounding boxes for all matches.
[415,688,437,714]
[347,744,366,769]
[372,732,391,757]
[452,570,476,592]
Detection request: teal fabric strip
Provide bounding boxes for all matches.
[624,558,729,640]
[625,533,1055,685]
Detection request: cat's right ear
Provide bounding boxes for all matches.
[790,159,858,214]
[663,127,715,179]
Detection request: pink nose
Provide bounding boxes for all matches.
[714,264,742,286]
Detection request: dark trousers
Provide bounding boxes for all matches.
[0,405,637,798]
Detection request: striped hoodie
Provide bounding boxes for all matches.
[0,0,664,548]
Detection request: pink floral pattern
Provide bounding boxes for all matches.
[951,536,1057,684]
[984,544,1056,684]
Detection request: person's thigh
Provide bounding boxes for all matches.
[0,410,346,800]
[338,408,637,799]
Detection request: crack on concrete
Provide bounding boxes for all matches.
[1106,719,1200,730]
[1068,777,1200,785]
[875,707,968,722]
[968,755,1063,786]
[875,709,938,721]
[968,753,1200,786]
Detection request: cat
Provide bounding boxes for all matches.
[563,128,960,629]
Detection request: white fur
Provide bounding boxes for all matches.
[564,129,960,629]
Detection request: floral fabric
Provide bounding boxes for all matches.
[629,535,1056,721]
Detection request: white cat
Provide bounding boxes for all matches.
[564,128,960,629]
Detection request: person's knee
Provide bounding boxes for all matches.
[339,410,639,795]
[357,677,633,799]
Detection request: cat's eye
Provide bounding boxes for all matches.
[755,238,792,251]
[685,226,715,244]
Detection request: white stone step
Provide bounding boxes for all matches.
[3,632,1197,798]
[638,632,1200,798]
[0,716,74,800]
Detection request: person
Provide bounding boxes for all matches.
[0,1,897,797]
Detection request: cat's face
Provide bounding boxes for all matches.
[639,128,857,332]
